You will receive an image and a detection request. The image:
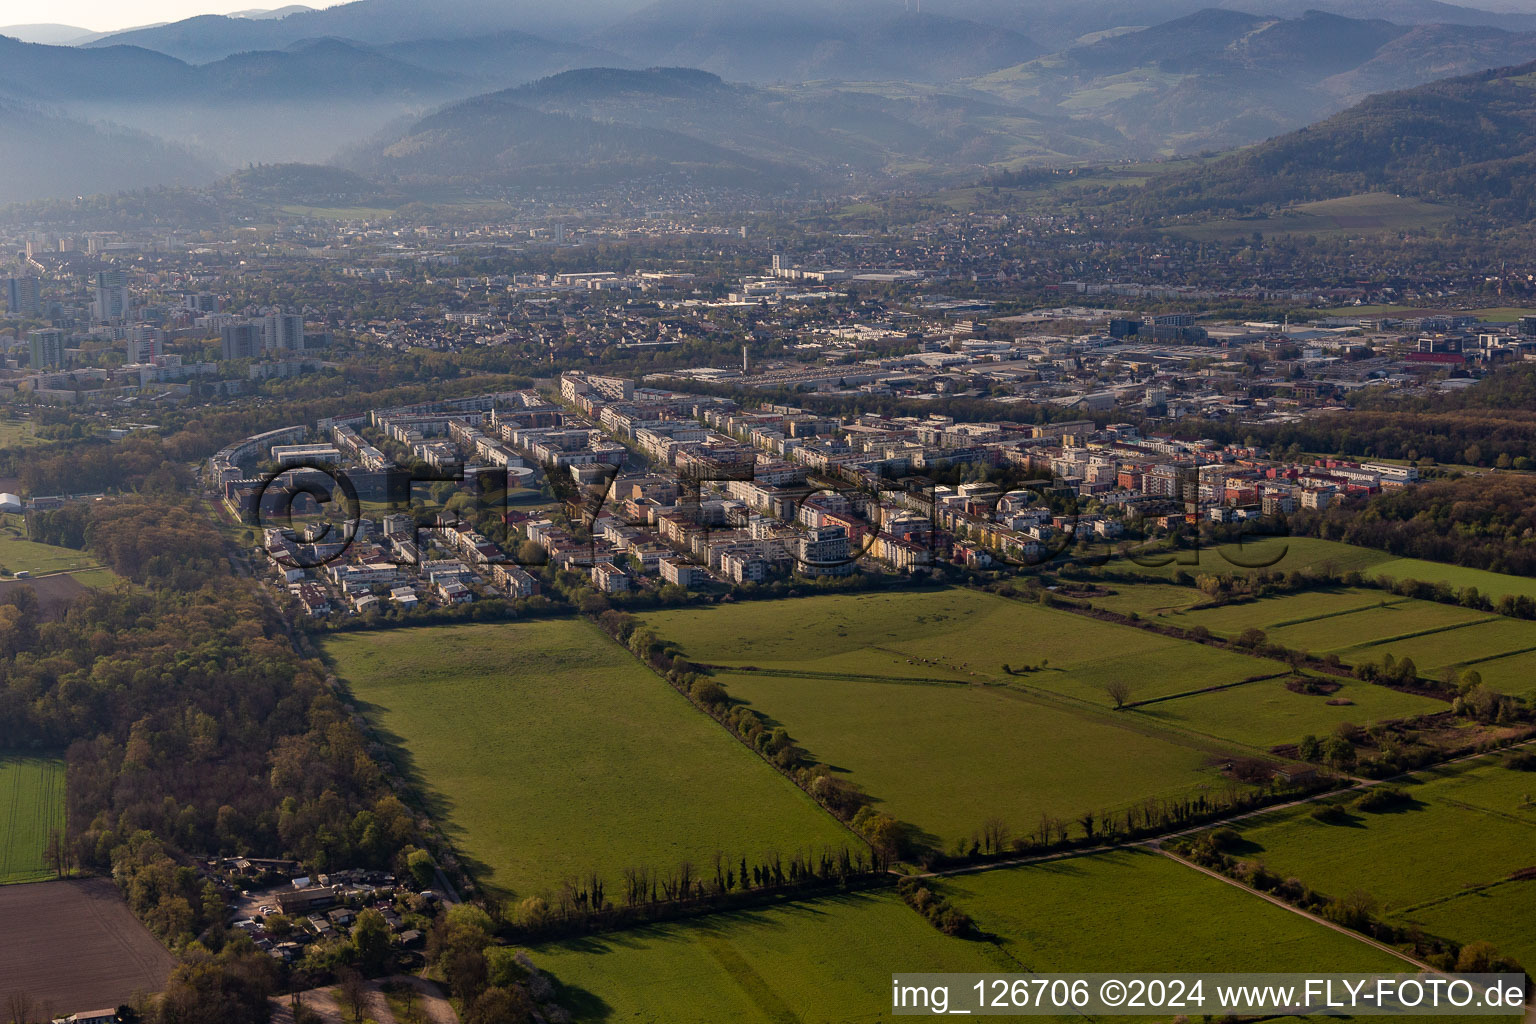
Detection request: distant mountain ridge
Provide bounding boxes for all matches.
[10,0,1536,205]
[0,23,100,45]
[0,97,219,204]
[82,0,652,62]
[1127,59,1536,222]
[968,7,1536,152]
[78,0,1536,66]
[341,66,1125,187]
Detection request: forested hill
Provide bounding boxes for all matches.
[1125,60,1536,223]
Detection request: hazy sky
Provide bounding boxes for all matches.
[4,1,348,32]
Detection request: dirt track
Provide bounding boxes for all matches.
[270,976,458,1024]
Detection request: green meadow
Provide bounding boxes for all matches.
[531,851,1440,1024]
[1106,535,1536,607]
[0,532,101,576]
[1198,754,1536,916]
[533,890,1008,1024]
[645,588,1285,705]
[936,848,1412,973]
[0,753,66,884]
[712,669,1240,846]
[1128,581,1536,696]
[1103,536,1394,580]
[1134,676,1447,750]
[1409,882,1536,973]
[325,620,853,898]
[1164,590,1491,653]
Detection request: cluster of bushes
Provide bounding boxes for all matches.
[1309,802,1351,824]
[896,877,974,937]
[424,905,565,1024]
[1357,652,1425,689]
[1353,786,1414,813]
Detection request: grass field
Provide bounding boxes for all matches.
[1341,614,1535,668]
[0,418,45,451]
[324,620,854,899]
[1090,570,1536,696]
[69,567,130,591]
[1103,537,1395,581]
[1409,881,1536,973]
[0,531,101,576]
[640,590,1276,843]
[936,848,1411,974]
[0,754,65,884]
[713,669,1240,845]
[644,588,1286,705]
[1134,676,1447,749]
[1449,647,1536,697]
[1372,554,1536,604]
[1319,304,1536,323]
[531,851,1432,1023]
[278,204,398,219]
[1086,581,1205,617]
[1172,193,1458,241]
[1201,754,1536,918]
[1107,536,1536,607]
[1164,590,1492,654]
[532,890,1009,1023]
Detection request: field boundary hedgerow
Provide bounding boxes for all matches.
[1347,615,1502,650]
[1117,671,1294,710]
[1266,598,1412,629]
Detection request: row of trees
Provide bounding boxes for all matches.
[499,843,884,943]
[592,607,916,863]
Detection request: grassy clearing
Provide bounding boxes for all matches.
[277,204,397,219]
[1087,581,1205,617]
[1102,536,1394,580]
[712,669,1240,846]
[1202,755,1536,915]
[1134,677,1447,750]
[1319,305,1536,322]
[1341,615,1536,669]
[531,853,1437,1024]
[0,418,45,451]
[532,890,1008,1024]
[0,753,65,884]
[69,567,130,591]
[1109,536,1536,607]
[1410,882,1536,972]
[644,588,1285,705]
[1172,193,1458,241]
[937,848,1410,973]
[1452,648,1536,698]
[325,620,853,899]
[1165,592,1490,654]
[1372,555,1536,604]
[0,531,100,576]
